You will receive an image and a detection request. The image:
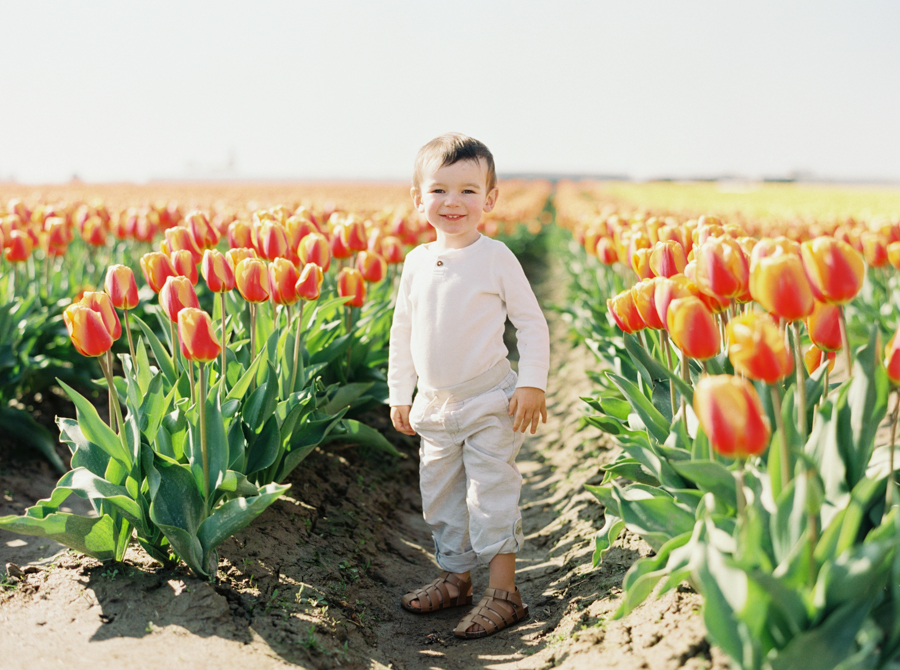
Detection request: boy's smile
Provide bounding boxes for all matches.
[413,159,498,250]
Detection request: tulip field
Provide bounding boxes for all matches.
[2,178,900,669]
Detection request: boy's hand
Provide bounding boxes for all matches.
[509,387,547,434]
[390,405,416,436]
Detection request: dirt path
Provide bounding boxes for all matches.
[0,247,728,670]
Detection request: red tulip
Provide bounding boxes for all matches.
[63,302,114,357]
[140,252,177,294]
[171,249,199,285]
[726,312,793,383]
[886,328,900,385]
[653,274,694,326]
[861,231,889,268]
[693,237,749,301]
[80,291,122,340]
[607,289,646,334]
[5,229,33,262]
[234,258,271,303]
[595,237,618,265]
[225,247,257,273]
[694,375,771,458]
[296,263,324,301]
[649,240,687,278]
[286,215,318,250]
[666,296,720,360]
[185,210,219,250]
[162,226,202,264]
[257,221,289,261]
[104,264,140,310]
[269,258,300,306]
[341,218,369,252]
[800,236,865,305]
[337,267,366,307]
[330,225,353,260]
[381,236,406,264]
[631,247,654,279]
[228,220,257,250]
[298,232,331,272]
[81,216,107,247]
[806,301,842,352]
[749,252,814,321]
[178,308,222,364]
[356,251,387,283]
[631,278,664,330]
[201,249,235,293]
[159,275,200,322]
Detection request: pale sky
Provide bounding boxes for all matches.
[2,1,899,184]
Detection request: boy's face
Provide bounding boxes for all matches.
[412,158,498,249]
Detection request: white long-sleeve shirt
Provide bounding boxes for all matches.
[388,235,550,407]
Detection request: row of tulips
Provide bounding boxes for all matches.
[556,203,900,669]
[0,199,413,577]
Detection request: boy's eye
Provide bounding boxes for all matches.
[432,189,445,194]
[463,189,475,194]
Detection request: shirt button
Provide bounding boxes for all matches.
[436,260,443,266]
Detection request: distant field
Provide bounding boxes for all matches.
[594,181,900,222]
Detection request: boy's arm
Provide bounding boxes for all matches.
[387,262,418,407]
[508,387,547,434]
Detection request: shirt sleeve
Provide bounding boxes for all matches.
[496,246,550,391]
[387,261,418,406]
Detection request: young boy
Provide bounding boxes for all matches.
[388,133,550,639]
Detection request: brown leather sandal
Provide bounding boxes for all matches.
[400,571,473,613]
[453,587,530,639]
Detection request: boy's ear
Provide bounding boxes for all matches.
[483,186,499,213]
[410,186,424,212]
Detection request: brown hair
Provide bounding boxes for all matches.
[412,133,496,193]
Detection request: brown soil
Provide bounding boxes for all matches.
[0,252,729,670]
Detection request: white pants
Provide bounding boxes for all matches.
[409,359,525,573]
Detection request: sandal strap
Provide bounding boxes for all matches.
[454,588,526,636]
[402,572,473,612]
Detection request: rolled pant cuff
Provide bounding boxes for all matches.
[476,534,524,567]
[435,549,480,574]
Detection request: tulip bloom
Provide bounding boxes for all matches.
[228,220,257,250]
[226,247,257,273]
[749,252,814,322]
[799,236,865,305]
[296,262,324,301]
[693,375,771,458]
[185,211,219,250]
[806,301,842,352]
[286,215,318,250]
[63,302,114,357]
[666,296,720,360]
[330,225,353,260]
[80,291,122,340]
[607,289,646,334]
[726,312,793,383]
[163,226,202,264]
[269,258,300,306]
[5,229,33,262]
[140,252,177,294]
[631,247,654,279]
[595,237,618,265]
[171,249,199,285]
[337,267,366,308]
[341,218,369,252]
[257,221,289,261]
[886,329,900,385]
[649,240,687,278]
[178,308,222,364]
[631,278,664,330]
[356,251,387,283]
[104,264,140,310]
[201,249,236,293]
[888,241,900,270]
[692,237,749,301]
[298,232,332,272]
[381,236,406,264]
[45,218,69,257]
[805,345,836,375]
[81,216,107,247]
[654,274,695,326]
[159,275,200,322]
[235,258,271,303]
[861,231,889,269]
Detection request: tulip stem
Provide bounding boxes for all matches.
[792,321,807,442]
[661,330,676,418]
[188,360,195,405]
[680,347,689,435]
[838,306,852,375]
[289,302,304,394]
[169,320,179,372]
[346,307,354,377]
[219,292,227,396]
[735,458,746,520]
[249,303,257,366]
[199,362,209,501]
[99,354,127,460]
[123,309,137,369]
[770,384,790,491]
[887,391,900,512]
[106,350,118,432]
